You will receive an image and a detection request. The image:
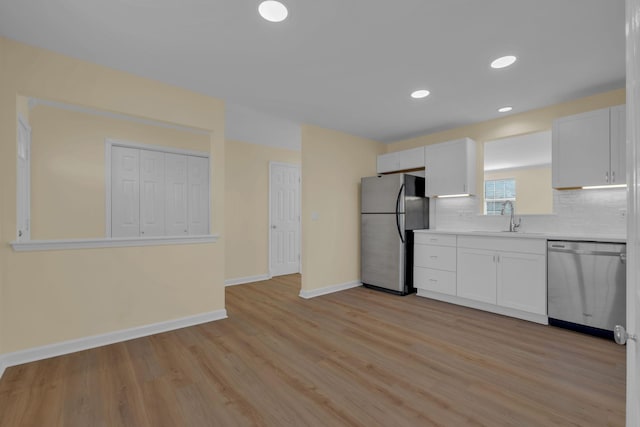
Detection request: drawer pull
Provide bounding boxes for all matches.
[430,256,438,259]
[429,238,438,242]
[429,279,438,282]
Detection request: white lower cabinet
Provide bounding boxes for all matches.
[497,251,546,315]
[413,233,457,296]
[456,248,497,304]
[415,232,547,324]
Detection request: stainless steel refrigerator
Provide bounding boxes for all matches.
[361,174,429,295]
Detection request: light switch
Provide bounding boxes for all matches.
[311,212,319,221]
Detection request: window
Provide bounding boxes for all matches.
[484,179,516,215]
[108,140,209,238]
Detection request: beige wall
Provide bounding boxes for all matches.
[0,37,225,354]
[301,125,384,292]
[388,89,626,199]
[29,104,210,240]
[225,139,300,280]
[484,167,553,215]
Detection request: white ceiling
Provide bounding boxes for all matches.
[0,1,625,143]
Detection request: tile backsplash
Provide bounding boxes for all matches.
[431,187,627,236]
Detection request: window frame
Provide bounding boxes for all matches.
[484,178,517,216]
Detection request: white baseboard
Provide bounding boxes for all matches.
[0,309,227,380]
[224,274,271,286]
[299,280,362,299]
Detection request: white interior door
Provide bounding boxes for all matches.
[16,115,31,241]
[111,146,140,237]
[627,0,640,424]
[165,153,188,235]
[270,162,300,277]
[140,149,165,237]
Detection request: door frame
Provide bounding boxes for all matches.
[268,161,301,277]
[626,0,640,424]
[16,113,31,242]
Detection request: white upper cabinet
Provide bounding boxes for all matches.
[376,146,425,173]
[552,105,626,188]
[377,152,400,173]
[425,138,476,196]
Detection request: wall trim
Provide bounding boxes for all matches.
[10,234,219,252]
[0,309,228,380]
[224,274,271,286]
[299,280,362,299]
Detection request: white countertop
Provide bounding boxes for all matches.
[414,229,626,243]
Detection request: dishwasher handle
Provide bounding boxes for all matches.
[548,245,625,257]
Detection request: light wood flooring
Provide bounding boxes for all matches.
[0,274,626,426]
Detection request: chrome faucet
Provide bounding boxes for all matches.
[501,200,521,232]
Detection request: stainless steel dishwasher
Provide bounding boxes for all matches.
[547,240,626,339]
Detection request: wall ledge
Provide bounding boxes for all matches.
[224,274,271,286]
[10,234,220,252]
[299,280,362,299]
[0,308,228,380]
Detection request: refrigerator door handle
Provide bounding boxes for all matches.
[395,184,405,243]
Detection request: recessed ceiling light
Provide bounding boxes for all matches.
[498,106,513,113]
[411,90,430,99]
[491,55,517,69]
[258,1,288,22]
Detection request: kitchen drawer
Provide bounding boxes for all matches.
[414,267,456,295]
[414,244,456,271]
[414,233,457,247]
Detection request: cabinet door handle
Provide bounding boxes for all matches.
[612,171,616,183]
[430,255,438,259]
[605,171,609,183]
[429,278,438,283]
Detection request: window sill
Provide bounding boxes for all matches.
[10,234,219,252]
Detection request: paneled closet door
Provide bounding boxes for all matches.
[165,153,189,235]
[140,149,165,237]
[188,156,209,235]
[111,146,140,237]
